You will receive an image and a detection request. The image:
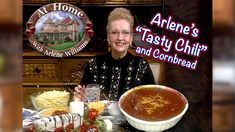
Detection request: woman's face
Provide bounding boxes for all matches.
[107,19,132,57]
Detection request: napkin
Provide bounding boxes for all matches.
[22,108,40,127]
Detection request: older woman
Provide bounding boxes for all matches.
[74,8,155,101]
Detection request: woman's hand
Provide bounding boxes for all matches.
[74,85,85,101]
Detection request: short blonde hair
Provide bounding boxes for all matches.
[107,8,134,32]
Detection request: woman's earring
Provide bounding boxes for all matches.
[107,41,110,46]
[107,41,111,51]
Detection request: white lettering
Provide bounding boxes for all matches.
[150,13,161,26]
[175,38,184,52]
[37,7,48,17]
[53,3,83,18]
[141,28,151,41]
[62,5,69,11]
[44,50,63,57]
[53,3,61,10]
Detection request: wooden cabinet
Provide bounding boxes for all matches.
[23,59,61,83]
[23,51,100,86]
[23,58,88,84]
[61,59,88,83]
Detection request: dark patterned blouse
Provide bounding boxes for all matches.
[81,52,155,101]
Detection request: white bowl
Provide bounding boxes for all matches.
[107,101,121,116]
[118,85,188,132]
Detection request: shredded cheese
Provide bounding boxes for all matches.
[136,94,170,114]
[33,90,70,110]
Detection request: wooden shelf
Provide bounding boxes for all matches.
[23,82,79,86]
[23,50,106,58]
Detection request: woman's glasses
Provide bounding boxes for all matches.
[109,30,132,37]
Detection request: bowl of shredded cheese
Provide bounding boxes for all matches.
[87,101,105,114]
[119,85,188,132]
[30,90,70,110]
